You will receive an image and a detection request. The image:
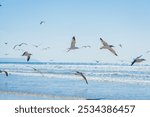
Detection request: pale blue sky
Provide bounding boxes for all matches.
[0,0,150,63]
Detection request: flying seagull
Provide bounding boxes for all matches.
[22,51,32,62]
[13,43,27,49]
[0,4,2,7]
[42,46,51,50]
[131,55,146,66]
[40,21,45,25]
[0,70,8,76]
[75,71,88,84]
[32,44,41,48]
[100,38,118,56]
[82,45,91,48]
[16,48,25,52]
[67,36,79,52]
[26,66,44,77]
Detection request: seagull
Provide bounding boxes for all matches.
[100,38,118,56]
[42,46,51,50]
[75,71,88,84]
[82,45,91,48]
[131,55,146,66]
[32,44,41,48]
[0,70,8,76]
[40,21,45,25]
[13,43,27,49]
[67,36,79,52]
[0,4,2,7]
[26,66,44,77]
[22,51,32,62]
[16,48,25,52]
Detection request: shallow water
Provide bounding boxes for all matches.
[0,62,150,100]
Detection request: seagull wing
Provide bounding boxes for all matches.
[3,71,8,76]
[80,73,88,84]
[26,66,36,70]
[100,38,109,46]
[27,56,30,61]
[40,21,45,24]
[76,71,88,84]
[40,21,43,24]
[0,70,8,76]
[22,51,27,56]
[70,37,76,48]
[131,59,136,66]
[35,69,44,77]
[136,55,142,59]
[107,47,118,56]
[26,66,44,77]
[13,44,18,49]
[20,43,27,46]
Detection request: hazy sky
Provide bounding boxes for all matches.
[0,0,150,63]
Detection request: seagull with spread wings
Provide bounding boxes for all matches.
[0,70,8,76]
[100,38,118,56]
[22,51,32,62]
[75,71,88,84]
[13,43,27,49]
[131,55,146,66]
[42,46,51,50]
[32,44,41,48]
[26,66,44,77]
[67,36,79,52]
[82,45,91,48]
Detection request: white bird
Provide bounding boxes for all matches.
[0,70,8,76]
[32,44,41,48]
[100,38,118,56]
[75,71,88,84]
[22,51,32,62]
[82,45,91,48]
[26,66,44,77]
[40,21,45,25]
[131,55,146,66]
[67,36,79,52]
[16,48,25,52]
[42,46,51,50]
[13,43,27,49]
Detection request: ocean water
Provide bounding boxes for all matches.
[0,62,150,100]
